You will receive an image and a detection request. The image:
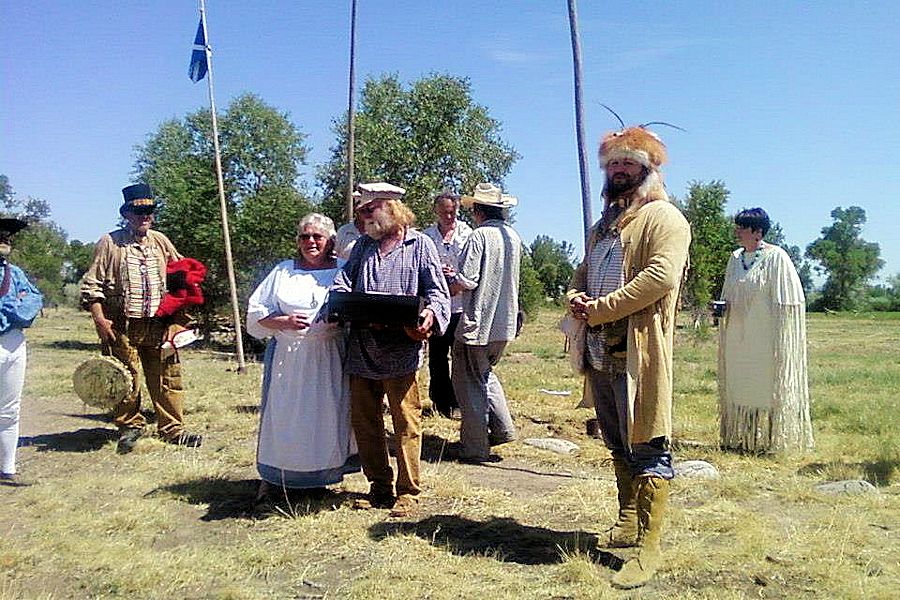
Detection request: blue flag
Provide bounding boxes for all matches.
[189,20,208,82]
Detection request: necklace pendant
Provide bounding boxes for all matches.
[310,297,318,309]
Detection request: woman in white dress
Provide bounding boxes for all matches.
[718,207,814,453]
[246,213,357,499]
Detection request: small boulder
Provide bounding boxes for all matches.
[675,459,720,480]
[523,438,580,455]
[815,480,878,495]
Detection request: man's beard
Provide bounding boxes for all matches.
[605,169,648,198]
[364,211,399,240]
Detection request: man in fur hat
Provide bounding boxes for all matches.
[567,127,691,589]
[80,184,203,454]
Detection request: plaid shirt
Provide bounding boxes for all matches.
[331,229,450,379]
[585,229,627,373]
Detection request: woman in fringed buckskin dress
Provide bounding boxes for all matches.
[718,208,813,453]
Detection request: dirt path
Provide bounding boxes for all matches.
[13,390,579,500]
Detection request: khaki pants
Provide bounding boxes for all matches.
[104,318,185,439]
[349,373,422,498]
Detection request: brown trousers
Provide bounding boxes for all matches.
[104,318,185,438]
[349,373,422,498]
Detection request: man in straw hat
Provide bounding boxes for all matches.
[567,126,691,588]
[80,184,203,454]
[332,182,450,517]
[450,183,520,462]
[0,217,43,486]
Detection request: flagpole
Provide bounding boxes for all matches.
[198,0,247,373]
[567,0,593,243]
[345,0,358,222]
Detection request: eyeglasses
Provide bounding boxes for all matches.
[298,233,326,241]
[127,207,156,216]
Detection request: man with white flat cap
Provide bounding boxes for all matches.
[332,182,450,517]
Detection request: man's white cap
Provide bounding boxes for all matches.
[356,182,406,208]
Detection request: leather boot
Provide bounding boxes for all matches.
[611,475,669,589]
[606,457,638,548]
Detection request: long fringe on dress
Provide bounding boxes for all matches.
[719,299,814,454]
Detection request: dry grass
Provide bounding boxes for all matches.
[0,306,897,599]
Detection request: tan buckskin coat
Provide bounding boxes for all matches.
[567,199,690,446]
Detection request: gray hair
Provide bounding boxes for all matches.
[433,189,460,207]
[297,212,336,238]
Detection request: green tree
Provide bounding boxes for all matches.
[133,93,313,317]
[518,245,544,319]
[317,73,519,226]
[806,206,883,311]
[1,186,68,306]
[10,220,68,306]
[864,274,900,312]
[765,223,814,297]
[530,235,575,299]
[0,175,13,208]
[63,239,95,284]
[679,181,735,313]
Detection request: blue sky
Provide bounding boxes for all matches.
[3,1,899,279]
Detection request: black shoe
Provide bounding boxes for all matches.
[116,428,145,454]
[436,407,462,420]
[488,434,516,447]
[457,454,502,465]
[0,472,31,487]
[353,490,395,509]
[164,431,203,448]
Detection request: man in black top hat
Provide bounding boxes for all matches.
[80,184,203,453]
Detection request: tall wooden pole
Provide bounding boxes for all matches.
[567,0,593,243]
[199,0,247,373]
[345,0,358,221]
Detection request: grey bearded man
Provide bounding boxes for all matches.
[331,182,450,518]
[567,126,691,589]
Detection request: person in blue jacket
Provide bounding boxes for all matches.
[0,218,43,486]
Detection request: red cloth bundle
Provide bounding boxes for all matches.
[155,258,207,317]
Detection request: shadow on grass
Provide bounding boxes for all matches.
[40,340,99,351]
[157,478,356,521]
[370,515,619,568]
[64,411,112,424]
[234,404,259,415]
[19,427,117,452]
[798,460,898,487]
[421,432,454,463]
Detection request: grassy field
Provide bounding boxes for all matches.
[1,306,898,599]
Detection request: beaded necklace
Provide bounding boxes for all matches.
[740,246,764,271]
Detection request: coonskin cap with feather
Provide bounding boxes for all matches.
[599,127,667,170]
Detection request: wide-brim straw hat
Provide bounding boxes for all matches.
[72,356,133,410]
[460,182,518,209]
